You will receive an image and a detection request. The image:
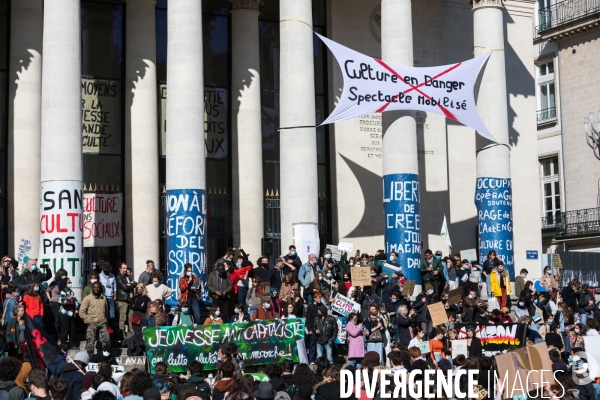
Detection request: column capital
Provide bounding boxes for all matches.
[470,0,504,10]
[230,0,262,11]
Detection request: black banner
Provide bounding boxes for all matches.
[455,323,527,356]
[24,315,62,369]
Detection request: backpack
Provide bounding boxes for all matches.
[0,382,18,400]
[183,382,211,400]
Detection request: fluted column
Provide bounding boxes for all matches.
[231,0,263,259]
[8,0,43,263]
[125,0,160,282]
[165,0,206,307]
[39,0,84,296]
[381,0,421,283]
[280,0,319,259]
[472,0,515,278]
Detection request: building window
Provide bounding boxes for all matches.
[536,60,557,125]
[541,156,560,226]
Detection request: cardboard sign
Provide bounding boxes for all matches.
[552,253,563,269]
[451,339,468,358]
[419,341,430,353]
[254,282,270,299]
[351,266,372,287]
[460,249,478,262]
[331,293,361,317]
[427,302,449,326]
[402,280,416,296]
[447,288,463,305]
[382,263,402,282]
[338,242,354,252]
[17,238,33,263]
[325,244,342,261]
[86,363,125,373]
[495,342,555,398]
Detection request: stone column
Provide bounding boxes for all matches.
[165,0,206,307]
[472,0,515,279]
[124,0,160,281]
[39,0,84,295]
[381,0,421,283]
[231,0,263,259]
[8,0,43,262]
[280,0,319,258]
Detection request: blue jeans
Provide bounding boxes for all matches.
[348,358,362,369]
[237,287,247,308]
[317,342,333,363]
[33,315,44,327]
[366,342,383,365]
[189,295,202,324]
[593,383,600,398]
[562,332,570,353]
[249,306,257,319]
[107,297,115,319]
[530,324,541,333]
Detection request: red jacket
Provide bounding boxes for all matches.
[229,266,253,294]
[23,294,44,318]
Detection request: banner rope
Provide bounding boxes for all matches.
[280,18,313,29]
[277,125,318,131]
[476,142,511,154]
[473,46,504,52]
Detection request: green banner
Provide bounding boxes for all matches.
[143,318,306,373]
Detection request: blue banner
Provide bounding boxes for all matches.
[165,189,207,307]
[474,178,514,279]
[383,173,421,283]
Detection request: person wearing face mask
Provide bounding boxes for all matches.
[408,326,425,349]
[568,323,586,349]
[313,308,338,364]
[339,251,358,273]
[461,288,484,323]
[146,272,173,302]
[413,283,436,336]
[305,291,328,365]
[419,249,444,298]
[489,260,511,309]
[342,273,353,291]
[204,306,224,325]
[207,262,233,322]
[228,260,253,312]
[83,272,100,298]
[252,297,275,321]
[395,304,412,347]
[19,258,52,295]
[178,263,202,324]
[304,267,322,306]
[363,304,385,364]
[57,277,79,348]
[79,282,110,355]
[514,295,531,319]
[254,256,275,288]
[283,245,302,275]
[345,313,364,368]
[99,263,117,327]
[172,301,197,328]
[23,282,45,327]
[515,268,528,301]
[299,254,320,303]
[126,283,150,356]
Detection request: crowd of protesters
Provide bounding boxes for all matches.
[0,246,599,400]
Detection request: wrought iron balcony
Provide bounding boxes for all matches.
[542,212,562,228]
[537,107,557,124]
[556,207,600,237]
[536,0,600,35]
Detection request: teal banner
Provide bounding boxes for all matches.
[143,318,306,373]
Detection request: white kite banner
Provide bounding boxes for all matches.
[315,33,496,142]
[83,193,123,247]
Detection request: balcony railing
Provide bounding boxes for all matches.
[556,207,600,237]
[542,212,562,228]
[537,107,557,124]
[536,0,600,35]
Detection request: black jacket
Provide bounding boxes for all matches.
[467,337,482,358]
[314,315,338,344]
[560,286,575,308]
[396,314,412,346]
[306,303,328,332]
[315,381,356,400]
[254,266,274,286]
[116,273,135,301]
[59,364,84,400]
[19,267,52,293]
[270,374,292,392]
[413,291,437,323]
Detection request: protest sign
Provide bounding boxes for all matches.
[451,339,467,358]
[338,242,353,252]
[455,323,526,356]
[39,181,84,287]
[144,318,305,373]
[165,189,207,307]
[352,266,372,287]
[419,341,430,353]
[315,33,495,141]
[17,238,33,263]
[495,342,554,398]
[86,363,125,373]
[402,280,416,296]
[334,315,348,345]
[254,282,270,299]
[325,244,342,261]
[83,193,123,247]
[81,78,121,154]
[475,178,514,279]
[331,293,361,317]
[552,253,563,269]
[583,336,600,378]
[293,223,320,264]
[382,263,402,282]
[248,373,269,382]
[460,249,477,262]
[447,288,463,305]
[427,302,448,326]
